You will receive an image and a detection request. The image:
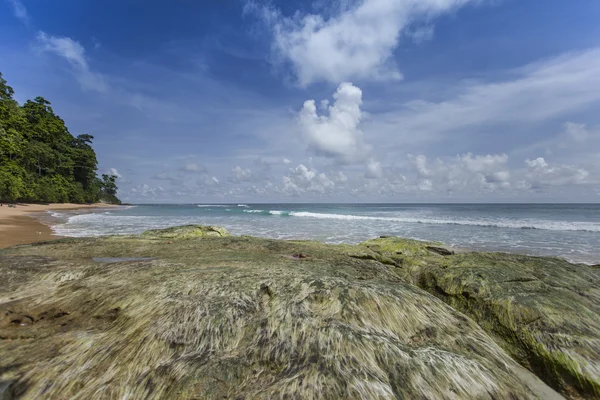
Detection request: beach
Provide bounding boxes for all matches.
[0,203,119,248]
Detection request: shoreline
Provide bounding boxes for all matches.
[0,203,120,249]
[0,203,597,265]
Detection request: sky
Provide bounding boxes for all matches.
[1,0,599,203]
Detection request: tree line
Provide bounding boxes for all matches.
[0,72,120,204]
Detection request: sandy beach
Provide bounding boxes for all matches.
[0,203,119,249]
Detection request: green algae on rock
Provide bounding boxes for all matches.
[362,237,600,399]
[0,227,561,399]
[140,224,230,239]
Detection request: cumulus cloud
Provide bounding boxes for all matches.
[299,82,369,162]
[282,164,335,195]
[523,157,589,188]
[525,157,548,169]
[406,153,510,193]
[460,153,510,187]
[197,174,220,187]
[283,158,292,164]
[37,32,107,93]
[256,0,477,86]
[129,183,165,199]
[230,166,253,183]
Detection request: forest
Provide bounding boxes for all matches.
[0,72,120,204]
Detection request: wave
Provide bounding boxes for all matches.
[243,209,291,216]
[237,209,600,232]
[197,205,229,208]
[237,204,249,208]
[286,211,600,232]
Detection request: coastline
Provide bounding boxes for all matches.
[0,203,120,249]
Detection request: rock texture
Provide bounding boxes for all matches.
[361,237,600,399]
[0,226,589,399]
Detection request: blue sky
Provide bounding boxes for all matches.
[1,0,600,202]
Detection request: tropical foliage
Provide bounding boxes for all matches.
[0,72,120,204]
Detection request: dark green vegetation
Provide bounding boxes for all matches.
[0,73,120,204]
[4,226,597,399]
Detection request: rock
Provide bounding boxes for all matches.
[0,229,558,399]
[140,224,230,239]
[425,245,455,256]
[363,237,600,399]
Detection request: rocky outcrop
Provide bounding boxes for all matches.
[140,224,230,239]
[0,227,564,399]
[362,237,600,399]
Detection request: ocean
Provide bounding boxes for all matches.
[43,203,600,264]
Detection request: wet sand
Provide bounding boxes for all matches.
[0,203,119,248]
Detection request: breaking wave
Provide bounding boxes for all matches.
[239,210,600,232]
[243,210,291,216]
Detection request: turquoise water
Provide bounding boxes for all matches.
[46,203,600,264]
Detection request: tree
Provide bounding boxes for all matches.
[0,72,120,204]
[0,73,14,100]
[100,174,121,204]
[0,165,25,202]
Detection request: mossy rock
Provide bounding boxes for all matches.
[365,238,600,399]
[0,230,558,399]
[140,224,230,239]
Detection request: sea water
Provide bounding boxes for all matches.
[44,203,600,264]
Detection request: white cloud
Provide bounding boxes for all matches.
[129,183,165,199]
[258,0,477,86]
[196,174,221,188]
[365,159,382,179]
[197,174,220,187]
[524,157,589,188]
[298,82,369,162]
[335,171,349,183]
[373,49,600,145]
[460,153,510,187]
[230,166,253,183]
[8,0,28,25]
[180,162,206,173]
[37,32,107,93]
[283,158,292,164]
[563,122,589,143]
[282,164,335,195]
[411,154,432,178]
[107,168,122,178]
[406,153,511,193]
[525,157,548,169]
